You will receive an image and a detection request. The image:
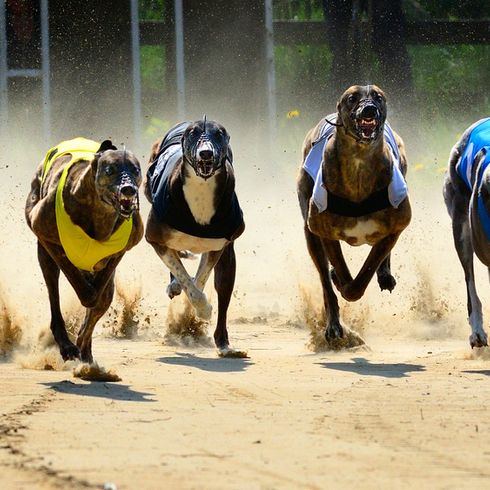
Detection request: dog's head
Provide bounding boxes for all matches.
[181,117,230,180]
[92,140,142,219]
[337,85,387,144]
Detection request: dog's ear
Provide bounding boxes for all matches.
[92,140,117,174]
[97,140,117,153]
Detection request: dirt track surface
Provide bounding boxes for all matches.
[2,325,490,490]
[3,131,490,489]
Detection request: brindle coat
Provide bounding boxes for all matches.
[297,85,411,339]
[25,141,143,362]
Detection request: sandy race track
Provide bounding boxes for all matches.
[2,137,490,489]
[2,331,490,489]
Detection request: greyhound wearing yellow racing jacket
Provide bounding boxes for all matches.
[26,137,143,362]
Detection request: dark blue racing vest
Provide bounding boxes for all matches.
[147,122,244,240]
[456,118,490,240]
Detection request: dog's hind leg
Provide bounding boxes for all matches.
[453,220,487,348]
[167,253,199,298]
[37,242,80,361]
[213,244,235,351]
[376,254,396,292]
[304,226,344,339]
[76,274,116,363]
[167,273,182,299]
[153,244,212,320]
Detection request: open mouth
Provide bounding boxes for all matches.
[118,197,137,218]
[355,117,380,141]
[195,158,216,179]
[109,192,138,219]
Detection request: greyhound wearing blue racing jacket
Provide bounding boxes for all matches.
[444,117,490,348]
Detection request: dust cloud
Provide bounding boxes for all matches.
[0,100,486,364]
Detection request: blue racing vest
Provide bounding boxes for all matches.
[456,117,490,240]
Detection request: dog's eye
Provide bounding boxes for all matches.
[348,95,357,104]
[374,93,384,102]
[105,166,114,176]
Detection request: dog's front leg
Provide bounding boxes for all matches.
[304,226,344,339]
[453,218,487,348]
[39,239,98,307]
[77,272,116,363]
[322,239,353,292]
[342,232,401,302]
[90,256,123,299]
[37,242,80,360]
[153,244,212,320]
[194,250,224,290]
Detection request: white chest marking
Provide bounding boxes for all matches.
[182,164,217,225]
[166,230,228,254]
[344,220,380,246]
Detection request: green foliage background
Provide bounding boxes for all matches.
[138,0,490,166]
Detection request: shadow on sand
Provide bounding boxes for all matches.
[42,380,155,402]
[462,370,490,377]
[157,352,253,373]
[318,357,426,378]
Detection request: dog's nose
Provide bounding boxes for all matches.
[360,104,378,119]
[120,185,137,197]
[199,149,213,160]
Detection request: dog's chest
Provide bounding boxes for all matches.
[182,170,217,225]
[343,219,381,246]
[166,229,228,253]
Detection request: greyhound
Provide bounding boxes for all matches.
[25,138,143,362]
[297,85,411,340]
[145,118,245,356]
[444,117,490,348]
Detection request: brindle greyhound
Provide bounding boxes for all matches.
[444,117,490,348]
[145,118,245,356]
[297,85,411,340]
[25,138,143,362]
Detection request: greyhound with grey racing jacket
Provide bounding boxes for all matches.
[297,85,411,341]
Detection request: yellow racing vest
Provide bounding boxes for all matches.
[42,138,133,272]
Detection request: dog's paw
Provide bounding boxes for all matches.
[60,343,81,361]
[217,347,249,358]
[191,292,212,321]
[166,279,182,299]
[470,331,489,349]
[377,273,396,293]
[326,321,344,340]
